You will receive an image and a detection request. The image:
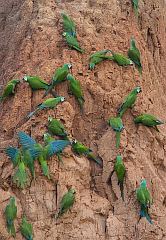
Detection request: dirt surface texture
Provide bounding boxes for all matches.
[0,0,166,239]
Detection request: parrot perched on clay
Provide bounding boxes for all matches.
[109,51,133,66]
[67,74,85,110]
[5,147,21,167]
[47,116,68,139]
[23,75,50,90]
[61,13,76,37]
[108,117,124,148]
[20,216,33,240]
[63,32,84,53]
[89,50,113,70]
[27,97,65,119]
[136,179,152,224]
[107,155,126,201]
[134,113,164,131]
[128,37,142,74]
[56,188,76,219]
[72,140,103,167]
[13,161,29,189]
[5,197,17,237]
[0,79,20,101]
[43,64,71,97]
[118,86,142,117]
[131,0,139,16]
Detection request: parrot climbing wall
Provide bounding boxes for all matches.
[0,0,166,239]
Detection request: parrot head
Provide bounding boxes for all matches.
[9,197,16,205]
[62,32,68,37]
[48,116,53,122]
[69,188,76,194]
[23,76,29,81]
[116,155,122,162]
[72,139,77,144]
[60,96,65,102]
[136,86,142,93]
[140,179,147,188]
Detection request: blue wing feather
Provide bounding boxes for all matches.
[47,140,70,156]
[29,147,42,159]
[18,131,36,150]
[5,147,20,167]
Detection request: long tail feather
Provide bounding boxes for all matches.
[42,84,53,98]
[7,221,16,237]
[140,205,152,224]
[86,152,103,167]
[119,181,124,201]
[116,132,121,148]
[27,107,39,119]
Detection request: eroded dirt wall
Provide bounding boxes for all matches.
[0,0,166,239]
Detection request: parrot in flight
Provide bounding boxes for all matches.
[118,86,142,117]
[43,63,71,98]
[131,0,139,16]
[56,188,76,219]
[89,50,113,70]
[136,179,152,224]
[72,140,103,167]
[20,216,33,240]
[63,32,84,53]
[27,97,65,119]
[23,75,50,90]
[134,113,164,131]
[108,117,124,148]
[128,37,142,74]
[0,79,20,101]
[107,155,126,201]
[48,116,68,139]
[67,74,85,110]
[5,197,17,237]
[109,51,133,66]
[61,12,76,37]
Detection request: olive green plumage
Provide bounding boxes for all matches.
[118,86,142,117]
[61,12,76,37]
[67,74,85,110]
[43,64,71,97]
[89,50,113,70]
[109,51,133,66]
[13,161,29,189]
[0,79,20,101]
[27,97,65,119]
[48,116,68,139]
[134,113,164,131]
[128,37,142,74]
[72,140,103,166]
[108,117,124,148]
[63,32,84,53]
[131,0,139,16]
[20,216,33,240]
[136,179,152,224]
[5,197,17,237]
[107,155,126,201]
[23,76,50,90]
[56,188,76,219]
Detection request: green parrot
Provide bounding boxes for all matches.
[13,161,29,189]
[22,149,36,179]
[38,146,50,179]
[23,76,50,90]
[132,0,139,16]
[109,51,133,66]
[62,32,84,53]
[20,216,33,240]
[89,50,113,70]
[108,117,124,148]
[136,179,152,224]
[61,12,76,37]
[107,155,126,201]
[128,37,142,74]
[118,86,142,117]
[134,113,164,131]
[0,79,20,101]
[43,63,71,97]
[67,74,85,110]
[27,97,65,119]
[43,132,55,144]
[47,116,68,139]
[56,188,76,219]
[72,140,103,167]
[5,197,17,237]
